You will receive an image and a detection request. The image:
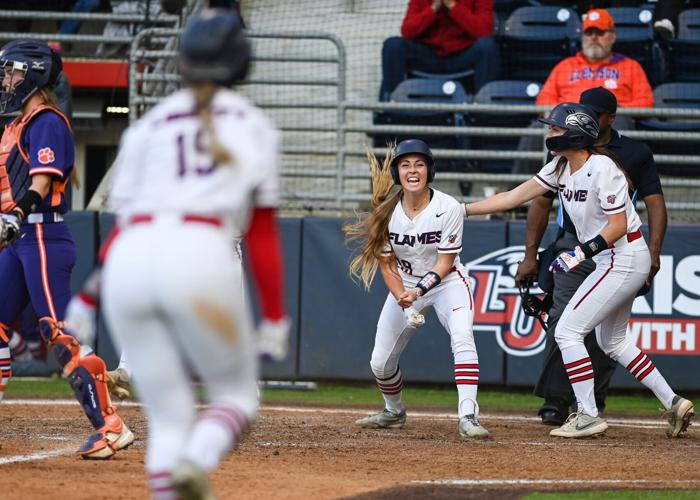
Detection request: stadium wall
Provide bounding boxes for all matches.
[62,213,700,390]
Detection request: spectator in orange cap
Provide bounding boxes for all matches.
[536,8,654,109]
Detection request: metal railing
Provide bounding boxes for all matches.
[124,27,700,220]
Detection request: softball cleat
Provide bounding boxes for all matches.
[171,461,216,500]
[549,411,608,438]
[77,432,116,459]
[666,396,695,438]
[458,414,489,438]
[103,413,135,451]
[355,409,406,429]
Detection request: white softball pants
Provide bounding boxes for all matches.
[371,272,476,379]
[102,215,258,478]
[554,238,650,357]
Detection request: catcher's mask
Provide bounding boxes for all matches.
[518,279,552,330]
[0,39,62,114]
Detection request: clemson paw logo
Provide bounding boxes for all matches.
[38,147,55,164]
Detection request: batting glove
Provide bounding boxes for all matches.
[0,213,21,246]
[550,246,586,273]
[403,306,425,328]
[65,292,98,347]
[257,317,291,362]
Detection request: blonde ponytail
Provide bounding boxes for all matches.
[192,83,233,167]
[343,145,401,290]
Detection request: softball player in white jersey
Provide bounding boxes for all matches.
[466,103,694,439]
[346,139,489,438]
[100,10,289,499]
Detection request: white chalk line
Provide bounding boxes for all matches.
[0,446,77,465]
[4,399,675,427]
[413,479,700,486]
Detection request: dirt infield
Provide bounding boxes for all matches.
[0,401,698,499]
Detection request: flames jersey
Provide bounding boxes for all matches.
[108,88,280,231]
[382,188,465,286]
[533,154,642,244]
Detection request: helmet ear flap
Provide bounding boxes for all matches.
[427,163,436,183]
[47,49,62,88]
[390,162,401,185]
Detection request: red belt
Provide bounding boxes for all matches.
[129,214,222,227]
[626,229,642,243]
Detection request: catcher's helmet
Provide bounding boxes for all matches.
[179,8,250,87]
[0,39,62,114]
[389,139,435,185]
[518,280,552,330]
[538,102,599,152]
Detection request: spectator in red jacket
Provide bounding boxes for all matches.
[379,0,499,100]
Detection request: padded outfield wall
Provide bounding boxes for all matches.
[62,213,700,390]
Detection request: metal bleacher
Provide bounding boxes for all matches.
[3,1,700,222]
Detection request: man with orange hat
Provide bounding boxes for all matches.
[536,8,654,109]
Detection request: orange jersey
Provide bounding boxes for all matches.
[536,52,654,108]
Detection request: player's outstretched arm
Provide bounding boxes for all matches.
[245,207,290,361]
[465,179,547,217]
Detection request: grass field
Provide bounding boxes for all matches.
[6,377,684,415]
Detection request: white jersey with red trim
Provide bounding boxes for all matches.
[108,88,280,233]
[382,188,465,286]
[533,154,642,243]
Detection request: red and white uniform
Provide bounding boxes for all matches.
[532,154,677,418]
[101,88,280,476]
[371,189,480,418]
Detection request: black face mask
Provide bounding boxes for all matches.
[545,134,590,152]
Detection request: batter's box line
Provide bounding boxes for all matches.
[412,479,700,486]
[5,400,678,429]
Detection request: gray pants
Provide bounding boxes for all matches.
[533,232,618,416]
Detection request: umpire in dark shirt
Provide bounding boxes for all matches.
[515,87,668,425]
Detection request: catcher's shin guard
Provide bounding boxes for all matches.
[38,318,134,458]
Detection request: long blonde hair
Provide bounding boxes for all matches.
[343,145,402,290]
[191,83,233,167]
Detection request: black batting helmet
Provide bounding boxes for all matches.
[179,9,250,87]
[538,103,599,152]
[0,39,62,113]
[389,139,435,185]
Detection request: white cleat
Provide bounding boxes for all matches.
[171,461,216,500]
[355,409,406,429]
[665,396,695,438]
[458,414,489,438]
[550,411,608,438]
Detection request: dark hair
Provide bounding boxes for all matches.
[553,146,634,191]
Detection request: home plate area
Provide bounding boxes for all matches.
[0,401,698,499]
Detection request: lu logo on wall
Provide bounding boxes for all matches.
[466,247,699,357]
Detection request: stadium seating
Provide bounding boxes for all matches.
[372,78,471,176]
[408,68,475,95]
[499,6,580,82]
[665,9,700,83]
[637,82,700,176]
[468,80,542,174]
[606,7,665,86]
